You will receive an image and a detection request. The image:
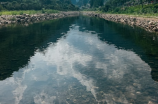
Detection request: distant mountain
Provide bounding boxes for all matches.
[76,0,89,6]
[71,0,89,6]
[89,0,104,7]
[72,0,106,7]
[71,0,77,5]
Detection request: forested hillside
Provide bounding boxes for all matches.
[75,0,158,8]
[0,0,78,11]
[73,0,158,15]
[71,0,77,5]
[89,0,105,7]
[0,0,158,14]
[101,0,158,14]
[76,0,89,6]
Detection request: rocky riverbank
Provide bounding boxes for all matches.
[82,11,158,33]
[0,11,79,26]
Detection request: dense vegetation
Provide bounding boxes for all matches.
[0,0,158,15]
[0,0,78,11]
[101,3,158,15]
[74,0,158,15]
[89,0,104,7]
[77,0,89,7]
[100,0,158,15]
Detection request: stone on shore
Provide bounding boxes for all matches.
[82,11,158,33]
[0,11,79,26]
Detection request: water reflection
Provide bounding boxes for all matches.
[0,25,158,104]
[77,16,158,82]
[0,17,77,80]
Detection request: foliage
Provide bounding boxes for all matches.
[99,0,158,16]
[90,0,104,7]
[76,0,89,6]
[0,0,79,11]
[76,0,158,16]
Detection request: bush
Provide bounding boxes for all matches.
[20,11,23,15]
[153,8,157,13]
[101,3,158,16]
[42,8,45,13]
[154,4,158,8]
[113,7,120,12]
[12,12,17,15]
[0,5,4,11]
[142,8,147,13]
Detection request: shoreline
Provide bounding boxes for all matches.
[82,11,158,33]
[0,11,79,26]
[1,11,158,33]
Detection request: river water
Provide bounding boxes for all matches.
[0,16,158,104]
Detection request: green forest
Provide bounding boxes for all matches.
[100,0,158,14]
[75,0,158,15]
[0,0,158,15]
[0,0,78,11]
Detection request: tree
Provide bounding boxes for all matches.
[140,0,143,7]
[0,0,78,10]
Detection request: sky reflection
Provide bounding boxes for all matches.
[0,25,158,104]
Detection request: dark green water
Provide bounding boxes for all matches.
[0,16,158,104]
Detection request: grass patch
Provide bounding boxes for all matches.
[0,9,59,15]
[96,11,158,18]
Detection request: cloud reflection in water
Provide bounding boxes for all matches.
[0,25,157,104]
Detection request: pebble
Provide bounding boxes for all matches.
[136,92,141,94]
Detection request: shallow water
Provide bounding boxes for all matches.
[0,16,158,104]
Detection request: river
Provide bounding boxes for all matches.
[0,16,158,104]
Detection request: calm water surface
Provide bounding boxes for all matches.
[0,16,158,104]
